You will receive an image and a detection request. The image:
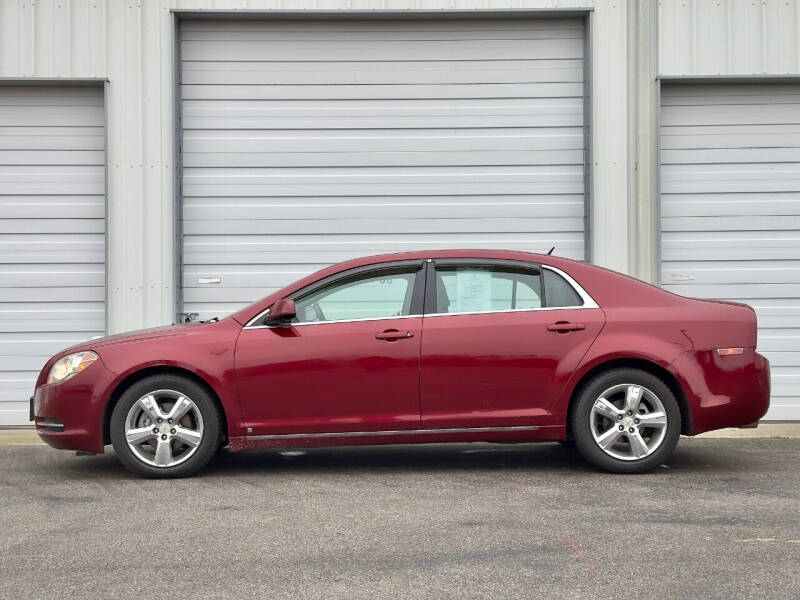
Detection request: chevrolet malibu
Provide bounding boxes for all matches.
[31,250,770,477]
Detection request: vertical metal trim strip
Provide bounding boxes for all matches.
[103,80,110,335]
[172,12,184,323]
[583,11,594,264]
[655,79,663,286]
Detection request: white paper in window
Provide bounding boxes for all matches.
[454,269,492,312]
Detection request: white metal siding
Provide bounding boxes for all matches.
[660,83,800,421]
[0,0,634,335]
[180,18,586,319]
[0,85,106,425]
[658,0,800,77]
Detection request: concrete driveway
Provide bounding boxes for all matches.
[1,438,799,599]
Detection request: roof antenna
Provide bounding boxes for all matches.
[546,246,555,255]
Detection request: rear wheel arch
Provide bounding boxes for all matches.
[566,358,691,436]
[103,366,229,447]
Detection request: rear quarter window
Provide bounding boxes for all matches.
[544,269,583,308]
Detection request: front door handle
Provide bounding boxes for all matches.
[375,329,414,341]
[547,321,586,333]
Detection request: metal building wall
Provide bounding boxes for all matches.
[659,0,800,76]
[0,0,632,334]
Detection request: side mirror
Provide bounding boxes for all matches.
[267,299,296,324]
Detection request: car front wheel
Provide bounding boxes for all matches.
[110,374,222,478]
[570,368,681,473]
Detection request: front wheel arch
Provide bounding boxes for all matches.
[103,366,229,447]
[566,358,691,437]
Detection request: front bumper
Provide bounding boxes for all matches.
[32,360,116,453]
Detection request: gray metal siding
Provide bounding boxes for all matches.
[0,86,105,425]
[660,83,800,421]
[180,18,586,320]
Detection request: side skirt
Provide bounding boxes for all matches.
[228,425,565,451]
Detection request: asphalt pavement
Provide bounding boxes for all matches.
[0,439,798,599]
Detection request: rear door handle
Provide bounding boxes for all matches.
[375,329,414,341]
[547,322,586,333]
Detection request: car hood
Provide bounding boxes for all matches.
[65,322,211,353]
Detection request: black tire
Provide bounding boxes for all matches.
[110,374,222,478]
[569,368,681,474]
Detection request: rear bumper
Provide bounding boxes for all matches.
[32,361,115,453]
[670,349,770,435]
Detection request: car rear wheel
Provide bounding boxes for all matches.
[570,368,681,473]
[110,374,222,478]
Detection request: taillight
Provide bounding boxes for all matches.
[716,347,744,356]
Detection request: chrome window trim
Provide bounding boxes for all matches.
[243,263,598,329]
[245,313,423,330]
[244,424,552,440]
[425,264,598,318]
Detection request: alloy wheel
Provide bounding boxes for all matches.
[123,389,204,468]
[589,383,668,461]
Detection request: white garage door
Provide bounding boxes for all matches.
[0,86,106,425]
[660,83,800,421]
[180,18,586,320]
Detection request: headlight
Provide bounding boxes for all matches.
[47,351,98,385]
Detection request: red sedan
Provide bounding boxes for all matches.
[31,250,770,477]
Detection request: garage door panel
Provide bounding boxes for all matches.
[183,128,585,154]
[660,124,800,150]
[181,18,585,320]
[0,317,105,334]
[660,82,800,420]
[0,106,104,127]
[0,234,105,264]
[181,17,584,36]
[183,27,585,42]
[0,266,104,288]
[182,97,583,123]
[0,87,102,104]
[0,196,104,219]
[0,151,105,166]
[184,196,585,220]
[661,104,800,127]
[182,59,584,86]
[181,38,584,62]
[184,181,584,198]
[662,283,800,299]
[184,236,585,266]
[183,149,585,169]
[662,235,800,261]
[182,113,583,131]
[662,215,800,232]
[661,147,800,165]
[0,218,104,234]
[183,83,585,101]
[0,129,104,151]
[181,17,583,32]
[184,217,584,236]
[758,351,800,367]
[662,83,800,103]
[662,263,800,285]
[184,164,583,183]
[0,86,105,425]
[661,194,800,217]
[0,287,104,303]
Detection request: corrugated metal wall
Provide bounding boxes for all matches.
[0,0,633,333]
[659,0,800,76]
